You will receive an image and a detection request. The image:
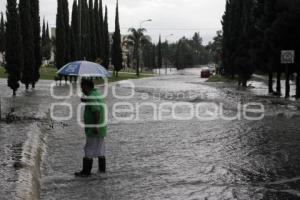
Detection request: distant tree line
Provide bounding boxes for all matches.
[138,32,217,72]
[222,0,300,98]
[56,0,122,75]
[4,0,41,95]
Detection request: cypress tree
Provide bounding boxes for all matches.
[30,0,41,88]
[157,35,162,70]
[252,0,274,93]
[62,0,70,63]
[235,0,255,87]
[85,0,91,60]
[46,22,50,40]
[112,0,123,77]
[89,0,96,61]
[222,0,256,86]
[71,0,79,61]
[5,0,24,96]
[42,20,52,62]
[94,0,100,58]
[99,0,105,60]
[20,0,35,89]
[45,22,51,61]
[42,18,46,47]
[78,0,83,59]
[94,0,103,60]
[0,13,6,56]
[222,0,234,76]
[294,2,300,99]
[103,6,110,68]
[151,44,156,69]
[42,18,47,59]
[80,0,90,60]
[56,0,66,69]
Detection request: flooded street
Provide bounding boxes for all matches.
[1,70,300,199]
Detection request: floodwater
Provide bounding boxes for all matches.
[1,69,300,200]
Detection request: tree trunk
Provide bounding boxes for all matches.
[285,66,290,98]
[296,71,300,99]
[13,90,16,96]
[276,72,281,96]
[268,71,274,94]
[136,57,140,77]
[242,78,247,87]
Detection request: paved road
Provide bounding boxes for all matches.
[1,72,300,199]
[40,74,300,199]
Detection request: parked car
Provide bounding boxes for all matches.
[200,68,212,78]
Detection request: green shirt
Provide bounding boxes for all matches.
[83,89,107,138]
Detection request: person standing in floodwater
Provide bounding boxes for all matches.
[75,79,107,177]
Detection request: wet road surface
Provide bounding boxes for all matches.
[1,71,300,199]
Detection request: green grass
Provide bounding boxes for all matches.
[40,67,58,80]
[206,75,235,83]
[0,66,58,80]
[0,66,154,83]
[0,66,5,78]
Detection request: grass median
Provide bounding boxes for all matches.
[206,74,235,83]
[0,66,154,83]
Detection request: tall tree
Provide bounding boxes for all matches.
[62,0,70,63]
[99,0,105,60]
[30,0,41,88]
[141,40,153,70]
[235,0,256,87]
[222,0,256,86]
[5,0,24,96]
[46,22,50,40]
[222,0,235,77]
[79,0,90,60]
[42,18,46,46]
[19,0,35,89]
[45,22,52,61]
[56,0,66,69]
[71,0,79,61]
[111,0,123,77]
[151,44,156,69]
[127,28,148,76]
[89,0,96,61]
[103,6,110,68]
[175,38,193,70]
[94,0,101,60]
[0,13,6,57]
[157,35,162,71]
[42,19,52,61]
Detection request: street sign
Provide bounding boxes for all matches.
[281,50,295,64]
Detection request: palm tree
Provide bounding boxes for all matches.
[126,28,150,76]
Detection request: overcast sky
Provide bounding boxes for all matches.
[0,0,225,44]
